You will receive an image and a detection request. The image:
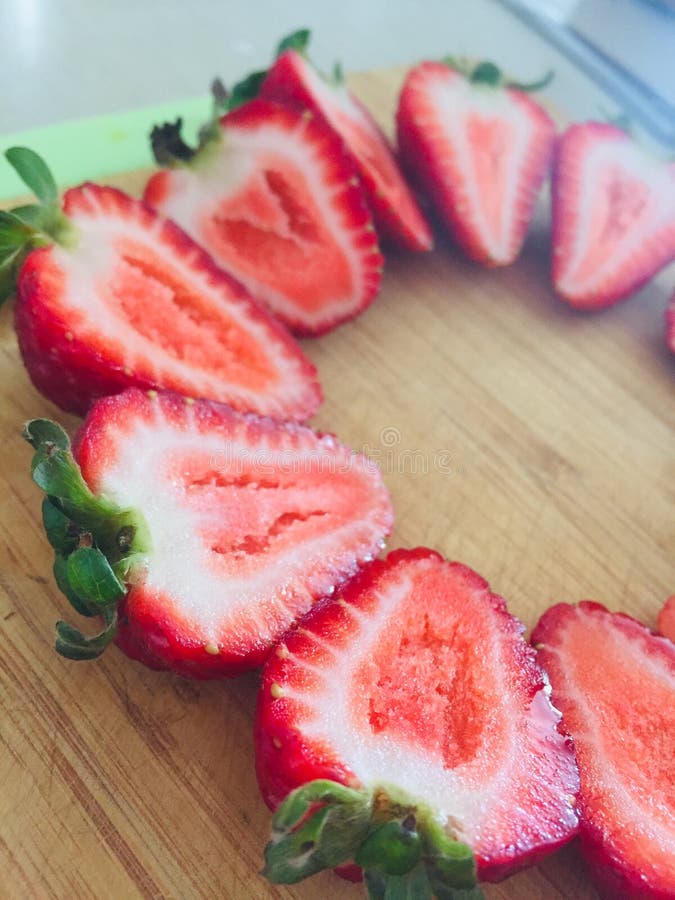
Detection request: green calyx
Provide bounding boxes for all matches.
[23,419,150,661]
[149,28,344,169]
[0,147,78,305]
[262,779,483,899]
[442,57,554,93]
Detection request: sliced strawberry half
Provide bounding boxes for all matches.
[658,595,675,643]
[533,601,675,898]
[256,548,579,893]
[144,98,383,336]
[552,123,675,308]
[397,60,556,267]
[23,388,392,677]
[666,292,675,354]
[260,44,433,253]
[1,148,320,419]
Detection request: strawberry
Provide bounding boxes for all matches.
[256,548,579,895]
[666,292,675,354]
[533,601,675,898]
[552,123,675,308]
[396,59,555,267]
[259,30,433,254]
[144,85,383,336]
[658,595,675,643]
[23,388,392,676]
[1,147,320,419]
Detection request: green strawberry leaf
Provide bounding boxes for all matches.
[423,817,478,891]
[507,69,554,93]
[226,70,268,112]
[150,118,197,167]
[8,203,52,229]
[276,28,311,56]
[55,608,118,661]
[0,248,22,305]
[42,497,80,554]
[262,781,482,897]
[365,864,433,899]
[6,146,58,206]
[66,547,126,608]
[442,57,553,94]
[24,418,71,452]
[24,418,150,662]
[0,209,33,252]
[53,554,95,617]
[356,817,422,875]
[264,779,372,883]
[470,61,503,87]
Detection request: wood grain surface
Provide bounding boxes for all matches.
[1,67,673,900]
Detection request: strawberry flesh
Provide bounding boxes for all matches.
[15,183,320,419]
[256,548,579,881]
[658,595,675,644]
[533,601,675,898]
[552,123,675,308]
[144,99,383,336]
[71,388,392,677]
[666,293,675,355]
[260,50,433,253]
[396,62,555,266]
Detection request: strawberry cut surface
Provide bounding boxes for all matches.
[658,596,675,643]
[396,62,555,267]
[144,100,383,336]
[69,389,392,677]
[256,548,579,882]
[552,123,675,308]
[666,293,675,355]
[15,183,320,419]
[260,50,433,253]
[533,601,675,898]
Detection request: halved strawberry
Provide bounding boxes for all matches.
[552,123,675,308]
[144,96,383,336]
[2,148,320,419]
[256,549,579,895]
[666,292,675,354]
[658,595,675,643]
[397,60,555,267]
[260,32,433,253]
[23,388,392,676]
[533,601,675,898]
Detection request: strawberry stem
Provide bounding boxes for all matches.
[0,148,78,304]
[262,779,482,898]
[23,419,150,661]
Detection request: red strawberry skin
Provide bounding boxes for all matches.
[260,50,433,253]
[72,389,393,678]
[15,183,321,419]
[144,99,383,337]
[658,595,675,643]
[255,548,579,882]
[552,123,675,309]
[396,62,555,267]
[666,294,675,354]
[533,601,675,899]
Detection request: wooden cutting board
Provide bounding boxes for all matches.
[1,66,673,900]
